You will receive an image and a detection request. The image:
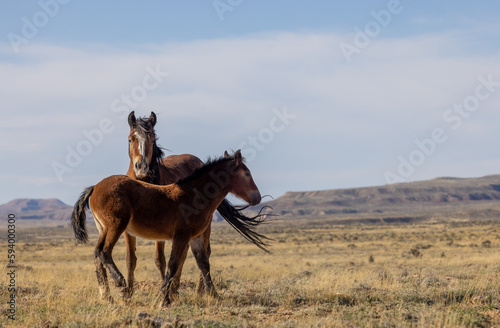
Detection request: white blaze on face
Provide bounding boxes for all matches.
[134,131,148,164]
[133,131,150,178]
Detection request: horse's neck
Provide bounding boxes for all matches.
[158,154,204,185]
[148,161,161,184]
[178,163,231,208]
[158,161,181,185]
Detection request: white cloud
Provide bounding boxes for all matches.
[1,29,500,205]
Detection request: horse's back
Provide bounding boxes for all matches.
[159,154,203,184]
[90,174,181,239]
[91,175,140,219]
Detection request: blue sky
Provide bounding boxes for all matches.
[3,1,500,44]
[2,1,500,206]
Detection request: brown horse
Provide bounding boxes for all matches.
[126,111,203,296]
[124,111,269,297]
[71,151,261,306]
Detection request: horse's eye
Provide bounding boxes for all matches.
[128,139,132,143]
[245,172,250,177]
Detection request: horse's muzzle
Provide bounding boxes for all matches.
[134,160,149,178]
[249,191,261,206]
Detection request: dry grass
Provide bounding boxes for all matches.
[1,220,499,327]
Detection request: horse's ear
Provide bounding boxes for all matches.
[224,151,231,159]
[148,111,157,127]
[128,111,136,128]
[234,149,242,165]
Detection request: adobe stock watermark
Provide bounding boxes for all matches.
[6,214,17,321]
[238,107,297,162]
[7,0,71,54]
[384,74,500,184]
[339,0,411,64]
[213,0,244,21]
[51,65,169,182]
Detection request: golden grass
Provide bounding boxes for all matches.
[0,221,499,327]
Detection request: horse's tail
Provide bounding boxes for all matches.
[71,186,94,244]
[216,198,273,253]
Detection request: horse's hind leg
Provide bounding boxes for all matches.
[94,235,112,302]
[96,228,127,298]
[123,232,137,299]
[154,241,167,279]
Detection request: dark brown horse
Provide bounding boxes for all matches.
[72,151,261,306]
[124,111,269,297]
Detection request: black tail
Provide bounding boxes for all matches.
[216,199,273,253]
[71,186,94,244]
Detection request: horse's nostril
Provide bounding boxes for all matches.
[135,162,141,170]
[251,191,262,206]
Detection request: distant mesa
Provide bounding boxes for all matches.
[247,174,500,224]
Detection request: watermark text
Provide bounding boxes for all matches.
[51,65,169,182]
[6,214,16,321]
[213,0,244,21]
[7,0,71,53]
[384,74,500,184]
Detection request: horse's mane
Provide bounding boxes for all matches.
[133,116,165,184]
[176,155,272,252]
[176,156,234,186]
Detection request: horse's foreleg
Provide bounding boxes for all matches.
[154,241,166,280]
[170,245,189,298]
[123,232,137,299]
[191,223,213,296]
[191,226,218,299]
[192,246,217,299]
[158,235,190,308]
[156,240,186,298]
[190,237,207,295]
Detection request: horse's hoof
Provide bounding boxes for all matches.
[155,290,171,308]
[120,292,132,305]
[120,287,133,300]
[209,290,220,300]
[102,295,114,304]
[157,297,171,308]
[170,291,179,301]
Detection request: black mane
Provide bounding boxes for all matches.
[176,156,233,186]
[133,116,165,184]
[176,154,272,252]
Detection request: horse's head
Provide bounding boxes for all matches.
[225,150,261,206]
[128,111,157,180]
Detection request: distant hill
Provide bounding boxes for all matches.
[2,175,500,224]
[0,198,72,221]
[249,175,500,224]
[0,198,220,223]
